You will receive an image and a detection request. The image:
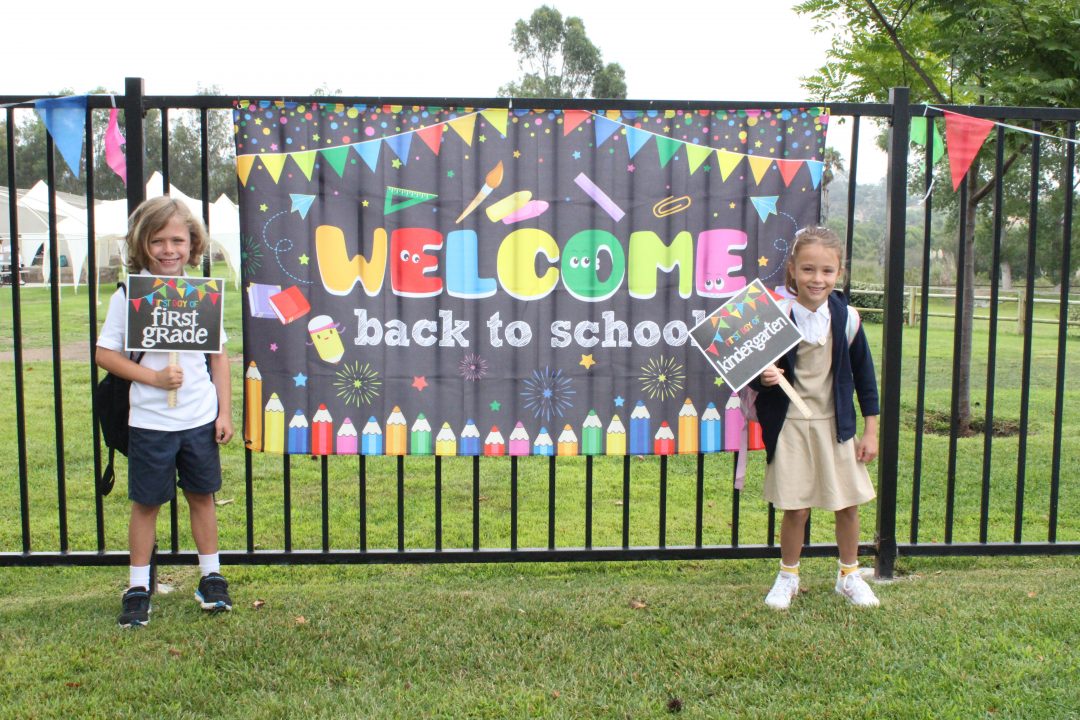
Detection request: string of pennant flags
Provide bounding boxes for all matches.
[127,277,221,312]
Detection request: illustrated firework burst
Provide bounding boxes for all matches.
[520,367,576,422]
[459,353,489,382]
[240,234,263,273]
[333,361,382,407]
[639,355,685,401]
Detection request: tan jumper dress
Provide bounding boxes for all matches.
[763,329,876,511]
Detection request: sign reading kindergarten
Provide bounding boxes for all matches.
[125,275,225,353]
[234,102,827,456]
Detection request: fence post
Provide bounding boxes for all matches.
[908,286,916,326]
[124,77,146,215]
[1016,291,1026,335]
[874,87,909,580]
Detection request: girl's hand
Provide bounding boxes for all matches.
[760,364,785,387]
[215,415,234,444]
[856,429,878,463]
[154,365,183,390]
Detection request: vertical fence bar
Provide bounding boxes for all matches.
[6,108,32,554]
[731,455,741,547]
[843,116,860,298]
[396,455,405,552]
[585,456,593,549]
[199,108,211,276]
[321,455,330,552]
[124,78,146,214]
[434,456,443,551]
[945,164,968,545]
[658,455,667,548]
[86,103,106,552]
[910,114,936,544]
[875,87,909,578]
[472,455,480,550]
[45,136,69,553]
[694,453,704,548]
[358,454,367,552]
[283,455,292,552]
[160,107,170,189]
[766,503,774,547]
[547,456,556,550]
[510,455,518,551]
[981,125,1007,543]
[1048,122,1074,543]
[622,455,630,548]
[1015,128,1041,543]
[169,496,179,553]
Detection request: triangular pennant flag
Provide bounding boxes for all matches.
[448,114,478,146]
[130,298,142,312]
[805,160,824,189]
[685,143,713,175]
[260,153,288,183]
[729,307,742,319]
[707,343,719,356]
[747,156,773,185]
[196,289,206,301]
[415,124,444,156]
[945,111,994,190]
[709,316,719,328]
[384,132,413,165]
[910,117,945,164]
[775,159,802,187]
[105,107,127,186]
[152,279,164,288]
[745,283,762,297]
[655,136,681,168]
[593,116,620,147]
[206,280,219,291]
[208,293,220,305]
[290,194,317,219]
[157,286,169,298]
[166,279,177,289]
[184,282,199,297]
[714,316,729,329]
[34,96,87,178]
[236,155,256,186]
[626,127,652,159]
[563,110,590,135]
[716,150,743,181]
[749,196,779,223]
[291,150,317,181]
[479,108,508,137]
[319,146,351,177]
[744,298,757,310]
[353,140,382,172]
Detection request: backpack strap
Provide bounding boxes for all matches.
[845,304,862,345]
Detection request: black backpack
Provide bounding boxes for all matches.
[95,283,144,496]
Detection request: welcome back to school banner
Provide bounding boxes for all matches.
[234,101,827,456]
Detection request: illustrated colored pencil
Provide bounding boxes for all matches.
[724,393,744,451]
[311,404,333,455]
[508,422,530,456]
[337,417,358,455]
[678,399,699,454]
[748,419,764,451]
[533,427,554,456]
[244,361,263,451]
[484,426,505,456]
[410,413,432,455]
[653,421,675,455]
[435,422,457,456]
[557,424,579,456]
[629,401,651,455]
[700,402,722,453]
[263,393,285,454]
[286,409,310,454]
[361,416,383,455]
[581,410,603,455]
[460,419,481,456]
[605,415,626,455]
[385,406,408,455]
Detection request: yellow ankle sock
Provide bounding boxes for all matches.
[839,562,859,576]
[780,562,800,576]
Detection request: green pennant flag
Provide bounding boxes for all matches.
[910,117,944,164]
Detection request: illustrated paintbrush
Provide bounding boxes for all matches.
[455,161,504,223]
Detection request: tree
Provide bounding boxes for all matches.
[796,0,1080,431]
[820,147,846,223]
[499,5,627,99]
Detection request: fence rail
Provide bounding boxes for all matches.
[2,80,1077,576]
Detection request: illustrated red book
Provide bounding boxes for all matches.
[268,286,311,325]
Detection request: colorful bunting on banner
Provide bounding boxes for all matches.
[34,95,87,178]
[593,116,621,147]
[747,156,773,185]
[944,110,995,191]
[105,107,127,185]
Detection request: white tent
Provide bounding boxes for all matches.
[14,180,89,288]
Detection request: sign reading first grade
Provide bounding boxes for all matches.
[125,275,225,354]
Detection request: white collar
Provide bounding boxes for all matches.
[791,301,831,344]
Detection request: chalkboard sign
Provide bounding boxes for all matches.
[124,275,225,354]
[689,279,803,392]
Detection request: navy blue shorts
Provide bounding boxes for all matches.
[127,421,222,506]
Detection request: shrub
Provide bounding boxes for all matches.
[846,281,909,324]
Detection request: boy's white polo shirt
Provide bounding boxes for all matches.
[97,272,226,432]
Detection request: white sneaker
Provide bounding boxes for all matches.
[764,571,800,610]
[835,570,880,607]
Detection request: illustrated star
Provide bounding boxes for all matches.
[579,354,596,370]
[627,164,635,172]
[391,158,402,169]
[447,170,455,178]
[478,134,486,143]
[513,150,521,158]
[254,118,262,126]
[299,254,310,265]
[293,373,307,387]
[703,164,711,172]
[362,200,369,207]
[729,202,737,209]
[714,376,725,387]
[312,133,320,142]
[572,151,581,159]
[489,400,501,411]
[754,140,762,148]
[269,343,278,352]
[412,376,428,391]
[614,396,625,407]
[758,256,768,267]
[270,143,278,151]
[259,203,268,212]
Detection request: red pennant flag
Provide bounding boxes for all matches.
[130,298,142,312]
[208,293,220,305]
[775,159,802,187]
[415,124,443,156]
[944,111,994,191]
[706,343,719,356]
[166,278,177,290]
[563,110,590,135]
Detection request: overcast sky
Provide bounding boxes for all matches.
[8,0,887,179]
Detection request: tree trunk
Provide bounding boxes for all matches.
[1000,261,1013,292]
[958,166,979,432]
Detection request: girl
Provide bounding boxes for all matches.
[96,197,234,627]
[754,226,880,609]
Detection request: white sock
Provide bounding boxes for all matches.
[129,565,150,590]
[198,553,220,577]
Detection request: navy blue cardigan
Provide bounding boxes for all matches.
[751,292,879,464]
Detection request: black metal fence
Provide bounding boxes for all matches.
[2,80,1077,576]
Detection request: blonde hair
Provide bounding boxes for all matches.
[124,196,208,273]
[785,226,844,295]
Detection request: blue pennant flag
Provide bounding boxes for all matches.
[35,96,88,178]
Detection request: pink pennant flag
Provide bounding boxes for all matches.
[944,111,994,191]
[105,108,127,186]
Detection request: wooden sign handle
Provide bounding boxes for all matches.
[775,374,812,419]
[167,351,179,408]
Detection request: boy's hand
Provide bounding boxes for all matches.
[154,365,183,390]
[760,364,785,387]
[215,415,234,444]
